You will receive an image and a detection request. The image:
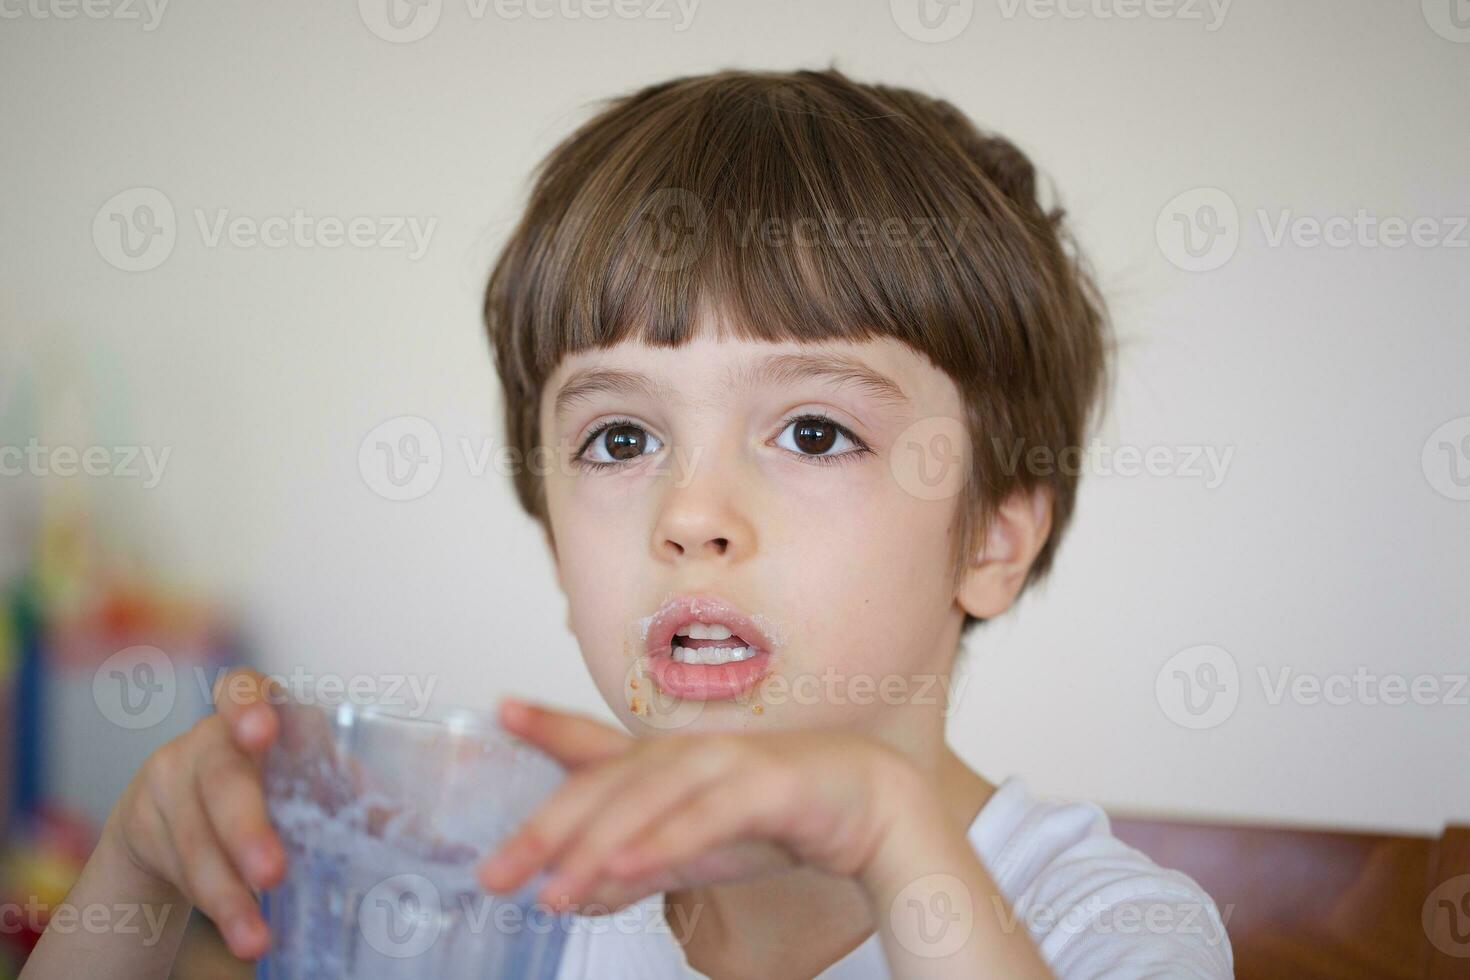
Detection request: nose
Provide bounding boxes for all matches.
[652,461,757,565]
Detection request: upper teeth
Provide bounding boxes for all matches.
[675,622,734,640]
[671,645,757,665]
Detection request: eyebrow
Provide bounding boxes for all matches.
[735,352,911,409]
[552,351,911,422]
[553,368,677,422]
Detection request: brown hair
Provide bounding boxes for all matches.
[484,67,1110,631]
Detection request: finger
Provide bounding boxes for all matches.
[572,866,685,915]
[211,668,281,755]
[197,739,287,891]
[604,772,792,883]
[160,782,271,960]
[539,743,724,904]
[498,698,633,768]
[476,751,641,894]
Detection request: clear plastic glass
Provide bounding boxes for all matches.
[255,695,570,979]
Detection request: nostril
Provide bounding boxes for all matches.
[710,537,729,554]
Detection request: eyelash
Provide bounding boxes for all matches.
[573,417,646,472]
[571,414,872,471]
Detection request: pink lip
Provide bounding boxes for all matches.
[643,595,776,702]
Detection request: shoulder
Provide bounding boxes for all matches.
[971,778,1235,979]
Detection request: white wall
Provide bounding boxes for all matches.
[2,0,1466,833]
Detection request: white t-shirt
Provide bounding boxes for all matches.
[555,777,1234,978]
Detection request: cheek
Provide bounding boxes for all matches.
[545,477,652,664]
[767,467,959,674]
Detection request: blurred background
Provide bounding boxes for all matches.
[0,0,1466,974]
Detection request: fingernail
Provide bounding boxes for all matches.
[238,706,269,742]
[479,852,516,887]
[499,698,529,725]
[229,917,265,955]
[246,840,281,882]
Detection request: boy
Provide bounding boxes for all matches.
[24,68,1233,978]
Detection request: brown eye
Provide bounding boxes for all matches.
[581,421,662,465]
[605,424,646,460]
[776,415,861,459]
[793,419,836,454]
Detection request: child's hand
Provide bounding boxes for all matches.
[476,698,923,912]
[100,667,287,959]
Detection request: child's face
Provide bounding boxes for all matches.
[537,322,972,737]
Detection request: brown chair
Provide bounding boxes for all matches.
[1110,814,1470,979]
[168,815,1470,979]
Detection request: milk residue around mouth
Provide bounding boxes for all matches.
[624,613,656,717]
[621,599,790,720]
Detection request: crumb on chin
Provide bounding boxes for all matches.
[629,678,639,689]
[751,703,764,715]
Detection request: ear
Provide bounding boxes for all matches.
[956,487,1054,620]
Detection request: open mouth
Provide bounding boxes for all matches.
[642,596,776,701]
[670,621,762,665]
